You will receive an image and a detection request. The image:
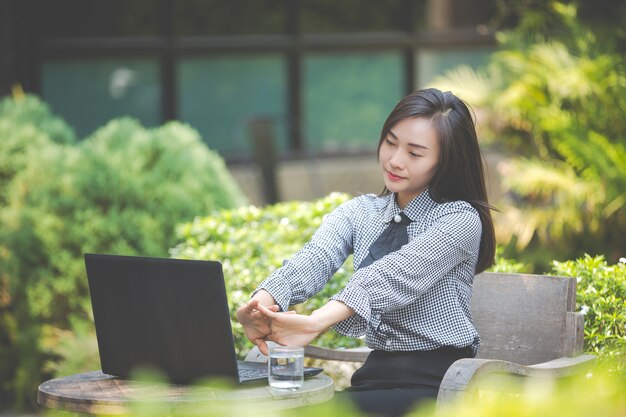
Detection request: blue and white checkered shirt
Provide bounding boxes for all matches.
[257,190,481,354]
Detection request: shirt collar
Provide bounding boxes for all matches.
[382,189,436,223]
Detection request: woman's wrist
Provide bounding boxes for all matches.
[251,289,276,307]
[310,300,354,332]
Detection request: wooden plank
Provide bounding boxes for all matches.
[304,345,371,362]
[437,354,596,406]
[472,273,575,364]
[564,311,584,356]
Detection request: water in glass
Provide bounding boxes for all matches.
[268,346,304,389]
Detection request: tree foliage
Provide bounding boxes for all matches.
[434,1,626,266]
[0,95,246,410]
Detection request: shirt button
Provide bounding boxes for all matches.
[393,214,402,223]
[374,314,380,319]
[386,340,392,347]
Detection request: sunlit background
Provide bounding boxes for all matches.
[1,0,624,414]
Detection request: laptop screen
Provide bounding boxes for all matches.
[85,253,241,384]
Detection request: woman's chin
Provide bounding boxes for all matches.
[383,182,402,194]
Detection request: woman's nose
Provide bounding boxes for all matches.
[389,150,403,168]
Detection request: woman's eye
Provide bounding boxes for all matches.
[409,152,422,158]
[385,138,395,146]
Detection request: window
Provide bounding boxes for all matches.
[177,55,287,157]
[25,0,498,160]
[417,47,493,87]
[41,58,161,138]
[303,52,404,152]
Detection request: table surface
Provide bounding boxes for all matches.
[38,370,334,415]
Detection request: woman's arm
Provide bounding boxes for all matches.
[257,300,354,349]
[254,198,358,312]
[240,197,359,352]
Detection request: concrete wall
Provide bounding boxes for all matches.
[229,155,381,206]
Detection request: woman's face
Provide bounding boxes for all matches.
[378,117,440,208]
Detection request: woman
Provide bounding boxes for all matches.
[237,88,496,417]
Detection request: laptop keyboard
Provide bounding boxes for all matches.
[238,367,267,379]
[236,360,323,381]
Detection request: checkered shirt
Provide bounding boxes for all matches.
[256,190,481,354]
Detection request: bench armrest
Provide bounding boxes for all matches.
[304,345,371,362]
[244,344,371,363]
[437,354,596,406]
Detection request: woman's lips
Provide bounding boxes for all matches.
[386,170,404,181]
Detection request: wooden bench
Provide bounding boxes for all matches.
[247,272,596,406]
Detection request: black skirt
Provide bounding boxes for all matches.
[335,346,474,417]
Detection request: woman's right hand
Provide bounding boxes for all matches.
[236,293,280,355]
[256,304,324,348]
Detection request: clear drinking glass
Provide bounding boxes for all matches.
[268,345,304,390]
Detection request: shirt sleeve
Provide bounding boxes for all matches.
[331,202,482,337]
[254,198,357,311]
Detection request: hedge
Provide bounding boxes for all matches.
[552,254,626,368]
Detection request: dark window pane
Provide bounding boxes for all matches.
[303,52,404,151]
[301,0,409,33]
[36,0,160,37]
[41,58,161,138]
[173,0,287,36]
[177,55,287,158]
[417,47,494,87]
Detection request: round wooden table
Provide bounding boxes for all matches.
[38,370,334,415]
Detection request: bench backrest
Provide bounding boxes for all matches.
[472,272,584,365]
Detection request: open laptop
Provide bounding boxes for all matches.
[84,253,323,385]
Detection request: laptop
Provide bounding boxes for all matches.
[84,253,323,385]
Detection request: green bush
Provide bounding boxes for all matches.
[0,95,78,410]
[551,254,626,369]
[488,247,531,273]
[0,96,246,410]
[0,94,76,146]
[170,192,364,356]
[0,95,76,204]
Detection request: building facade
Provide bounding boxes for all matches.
[1,0,500,204]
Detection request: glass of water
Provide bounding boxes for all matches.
[268,345,304,390]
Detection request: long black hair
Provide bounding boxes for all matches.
[378,88,496,273]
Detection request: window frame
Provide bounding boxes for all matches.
[31,0,494,163]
